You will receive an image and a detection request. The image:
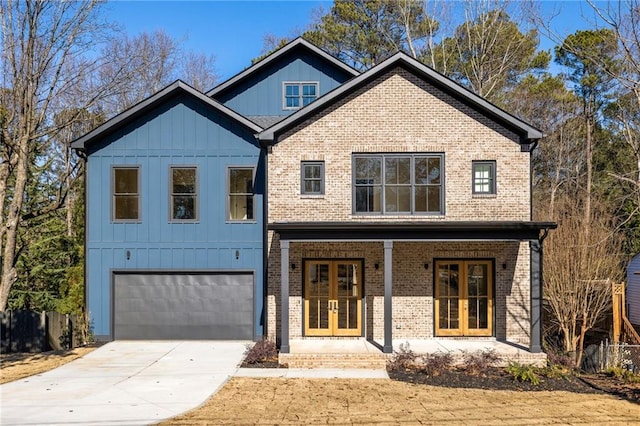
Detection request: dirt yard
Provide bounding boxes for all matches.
[0,347,96,384]
[164,377,640,425]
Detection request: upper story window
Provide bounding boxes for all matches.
[301,161,325,195]
[283,82,318,110]
[170,166,198,221]
[228,167,255,221]
[353,154,444,215]
[112,166,140,222]
[472,161,496,195]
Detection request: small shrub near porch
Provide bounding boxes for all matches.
[242,340,279,366]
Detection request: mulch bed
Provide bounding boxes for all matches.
[388,365,640,403]
[580,374,640,403]
[240,360,287,368]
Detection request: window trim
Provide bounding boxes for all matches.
[226,165,257,223]
[282,81,319,110]
[472,160,497,195]
[300,161,325,195]
[111,165,141,223]
[352,153,445,216]
[169,165,199,223]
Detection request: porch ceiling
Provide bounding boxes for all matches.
[269,221,557,241]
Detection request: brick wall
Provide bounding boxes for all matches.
[268,67,530,224]
[266,65,533,349]
[267,239,531,347]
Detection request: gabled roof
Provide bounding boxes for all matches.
[71,80,263,150]
[258,52,543,144]
[205,37,360,98]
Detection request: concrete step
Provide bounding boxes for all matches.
[279,352,389,369]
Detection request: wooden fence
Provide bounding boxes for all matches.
[612,282,640,345]
[0,310,79,353]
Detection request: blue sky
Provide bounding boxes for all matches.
[104,0,606,81]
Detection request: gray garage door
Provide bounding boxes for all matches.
[113,273,253,340]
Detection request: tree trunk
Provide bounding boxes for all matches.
[0,136,29,310]
[585,114,593,227]
[576,316,589,369]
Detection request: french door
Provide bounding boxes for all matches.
[304,260,362,336]
[435,260,493,337]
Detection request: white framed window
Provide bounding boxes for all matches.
[472,161,496,194]
[170,166,198,221]
[353,154,444,215]
[301,161,324,195]
[112,166,140,222]
[228,167,255,221]
[283,82,318,110]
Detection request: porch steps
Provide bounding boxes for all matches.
[279,352,389,369]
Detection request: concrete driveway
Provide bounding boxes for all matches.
[0,340,249,425]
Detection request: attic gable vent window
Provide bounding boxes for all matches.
[283,82,318,110]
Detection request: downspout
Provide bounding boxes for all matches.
[256,135,270,341]
[529,139,539,222]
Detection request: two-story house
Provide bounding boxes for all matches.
[73,38,554,363]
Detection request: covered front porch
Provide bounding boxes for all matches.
[279,338,548,368]
[269,221,556,363]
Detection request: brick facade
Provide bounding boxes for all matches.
[268,67,530,223]
[267,65,534,349]
[267,238,531,347]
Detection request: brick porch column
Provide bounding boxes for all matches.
[383,240,393,353]
[280,240,290,353]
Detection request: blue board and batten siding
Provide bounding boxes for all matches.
[85,93,264,339]
[214,49,355,117]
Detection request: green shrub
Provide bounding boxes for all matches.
[506,362,540,385]
[606,367,640,383]
[542,363,573,379]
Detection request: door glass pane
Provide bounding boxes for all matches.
[308,264,330,330]
[439,264,459,296]
[478,298,488,328]
[467,264,489,330]
[438,264,459,330]
[336,298,358,330]
[468,264,488,296]
[439,298,459,329]
[336,263,358,330]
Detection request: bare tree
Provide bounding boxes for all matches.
[0,1,220,311]
[588,1,640,229]
[426,0,549,102]
[544,198,624,367]
[0,0,110,309]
